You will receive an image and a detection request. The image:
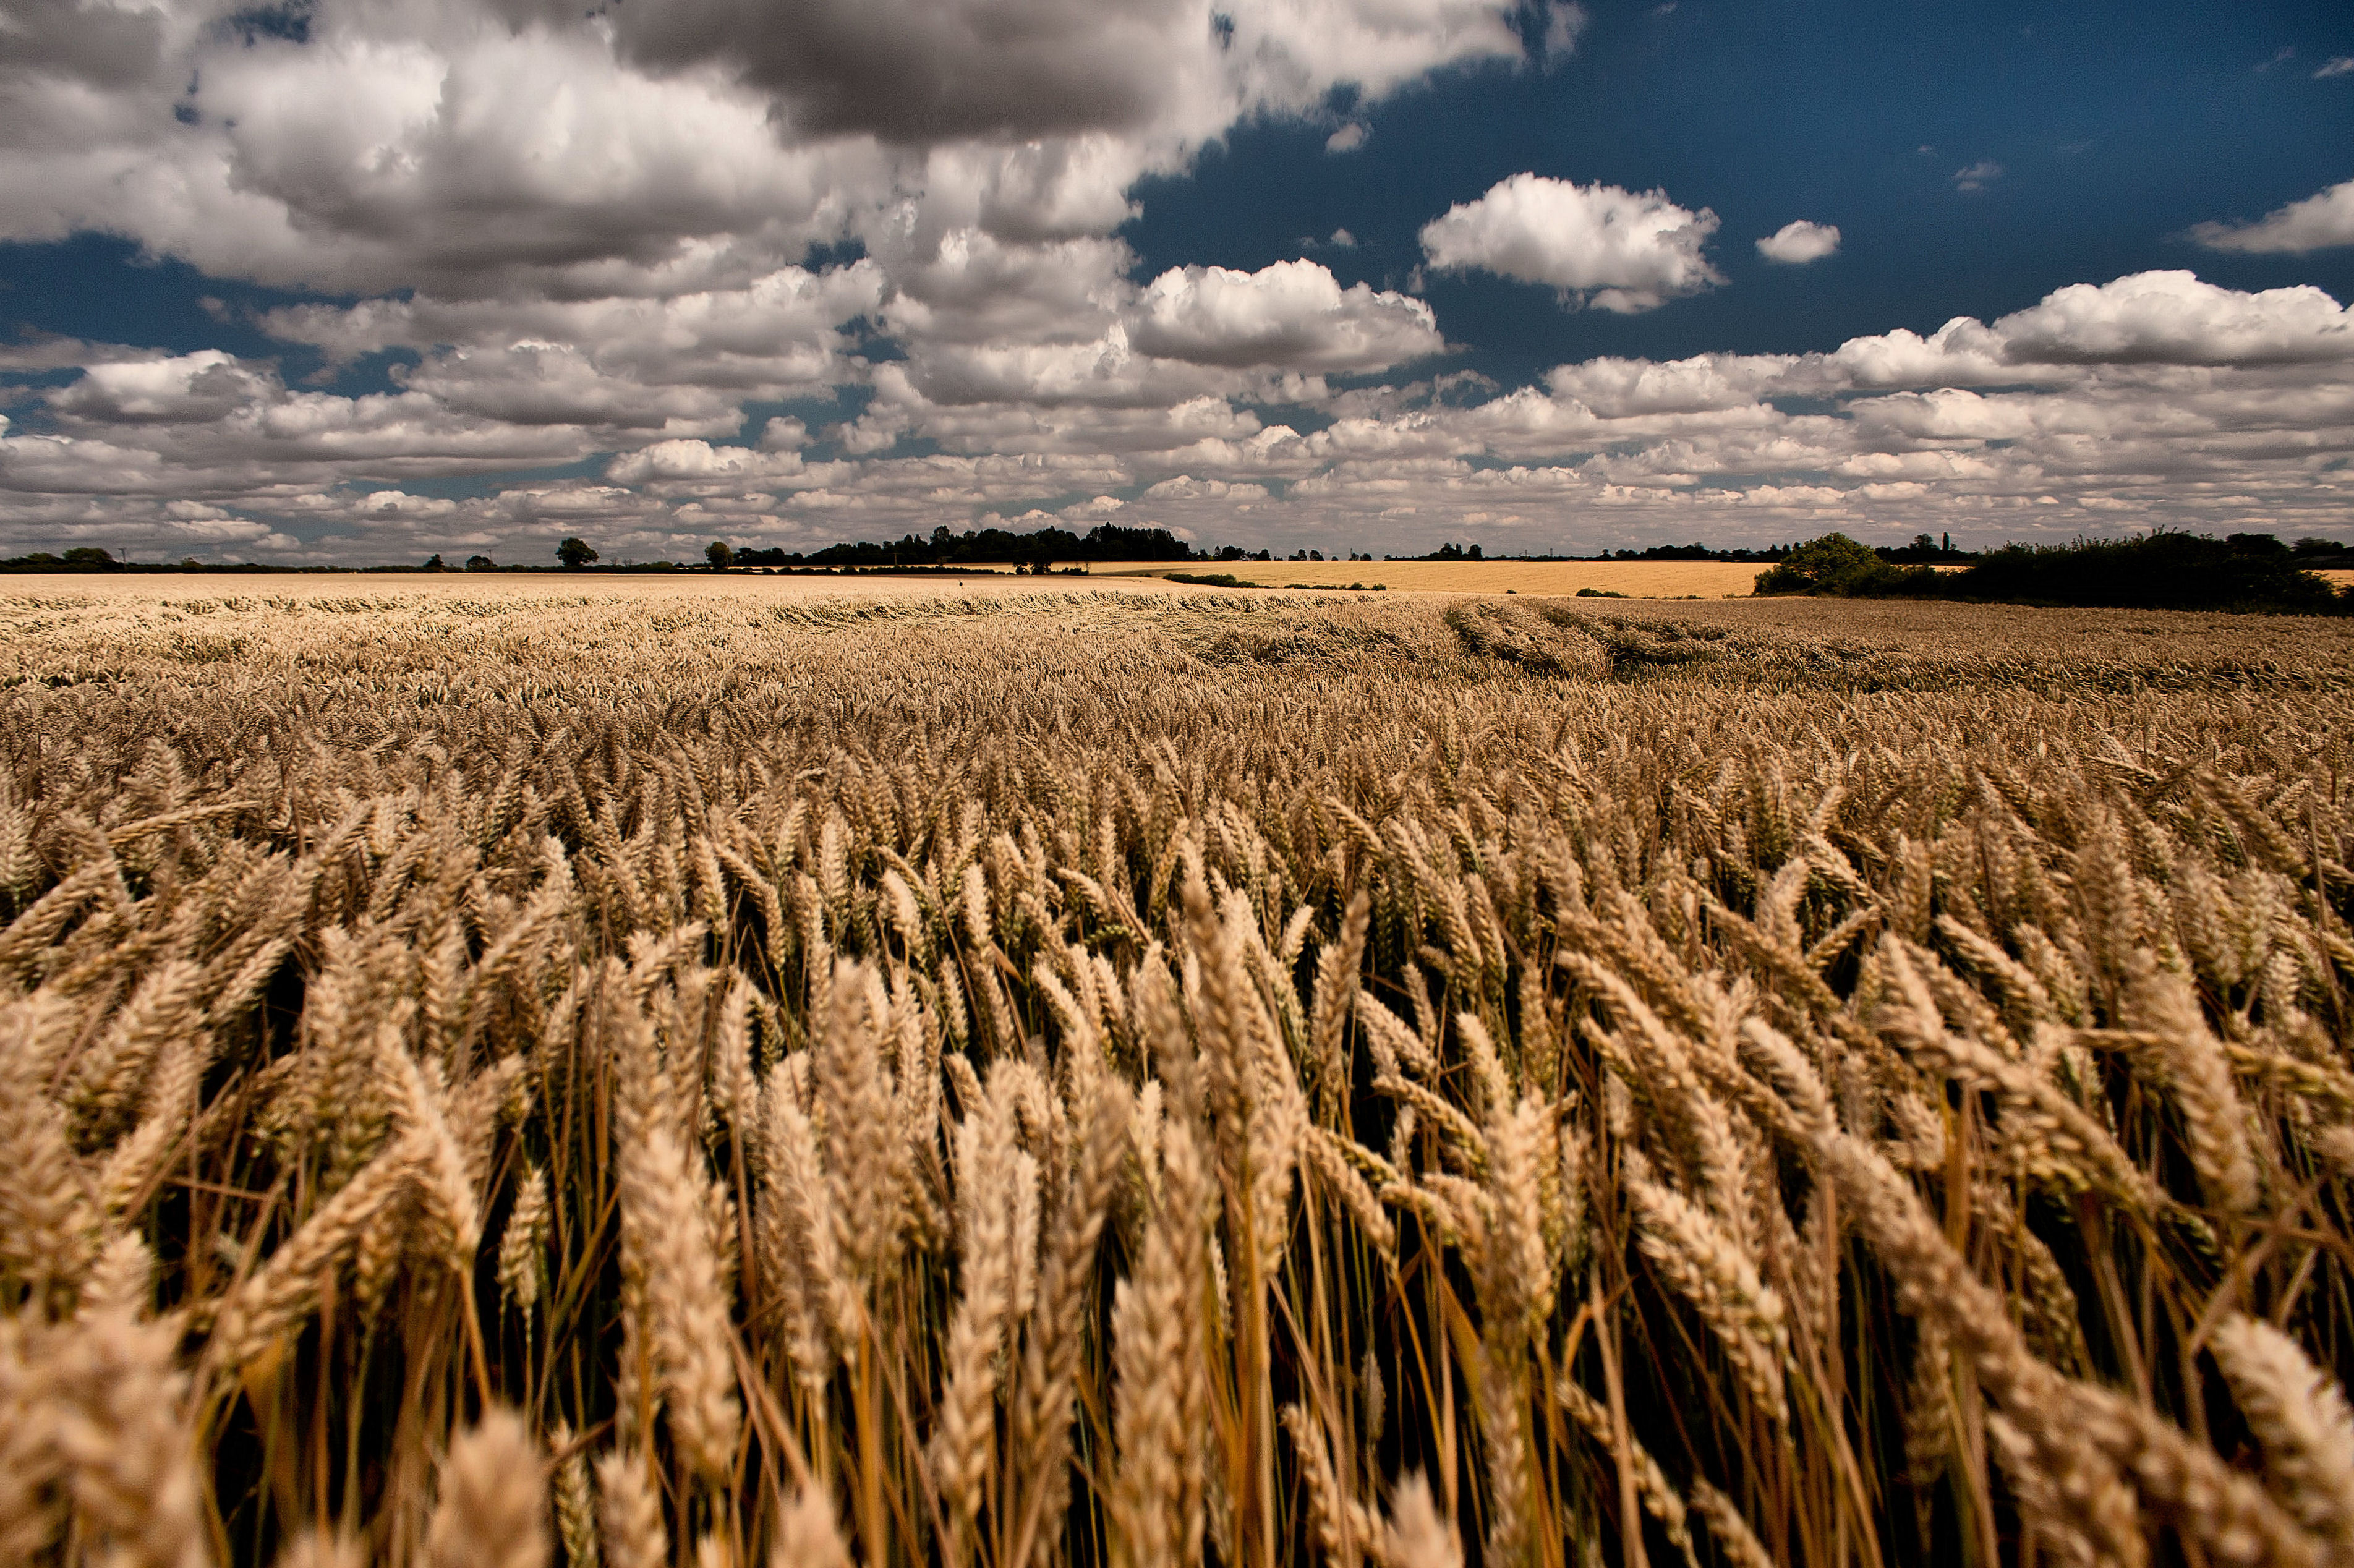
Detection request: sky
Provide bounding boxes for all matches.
[0,0,2350,563]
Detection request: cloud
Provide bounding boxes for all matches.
[2190,178,2354,254]
[2254,46,2295,72]
[1329,228,1357,247]
[1951,160,2002,192]
[0,0,1535,300]
[1125,259,1442,372]
[1545,354,1793,417]
[355,490,461,519]
[1418,173,1722,312]
[1985,270,2354,365]
[1325,122,1369,154]
[2319,57,2354,79]
[603,0,1524,146]
[606,0,1208,145]
[1755,220,1840,265]
[260,263,887,430]
[46,351,271,425]
[1540,2,1589,64]
[1140,475,1273,502]
[603,440,814,488]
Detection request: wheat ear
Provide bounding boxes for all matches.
[594,1452,668,1568]
[2211,1315,2354,1556]
[426,1405,551,1568]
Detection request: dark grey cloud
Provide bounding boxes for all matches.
[608,0,1201,144]
[0,0,166,90]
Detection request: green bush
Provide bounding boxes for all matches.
[1752,533,1932,597]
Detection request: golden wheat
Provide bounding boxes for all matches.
[0,582,2348,1566]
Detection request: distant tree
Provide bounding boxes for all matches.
[1754,533,1889,595]
[422,553,445,571]
[557,537,597,569]
[1757,532,1943,597]
[466,554,497,572]
[706,540,734,570]
[1466,543,1482,560]
[62,547,114,568]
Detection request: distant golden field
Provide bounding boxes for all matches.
[3,584,2351,1568]
[0,568,1182,604]
[1104,558,1764,597]
[0,560,1760,602]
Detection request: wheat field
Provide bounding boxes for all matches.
[1102,561,1763,597]
[4,584,2352,1568]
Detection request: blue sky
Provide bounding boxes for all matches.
[1,0,2349,561]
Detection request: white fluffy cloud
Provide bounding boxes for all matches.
[8,270,2352,557]
[1987,271,2354,365]
[0,0,1531,299]
[1,4,2348,561]
[1127,260,1441,372]
[2191,179,2354,255]
[1418,174,1722,312]
[1755,220,1840,265]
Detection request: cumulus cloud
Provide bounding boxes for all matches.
[1418,174,1722,312]
[599,0,1524,147]
[1325,123,1369,154]
[606,0,1205,145]
[2190,178,2354,254]
[1755,220,1840,265]
[2,0,2350,583]
[16,268,2349,559]
[0,0,1533,302]
[260,263,887,431]
[1952,160,2002,192]
[1126,260,1441,371]
[47,351,270,425]
[603,439,814,488]
[1140,474,1273,502]
[1545,354,1792,417]
[1987,271,2354,365]
[0,0,1569,561]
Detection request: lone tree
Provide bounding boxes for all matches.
[1754,532,1895,596]
[556,537,598,569]
[705,540,733,570]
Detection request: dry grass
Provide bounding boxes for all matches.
[2,583,2351,1568]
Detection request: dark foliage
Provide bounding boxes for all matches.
[1759,530,2348,614]
[730,521,1197,571]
